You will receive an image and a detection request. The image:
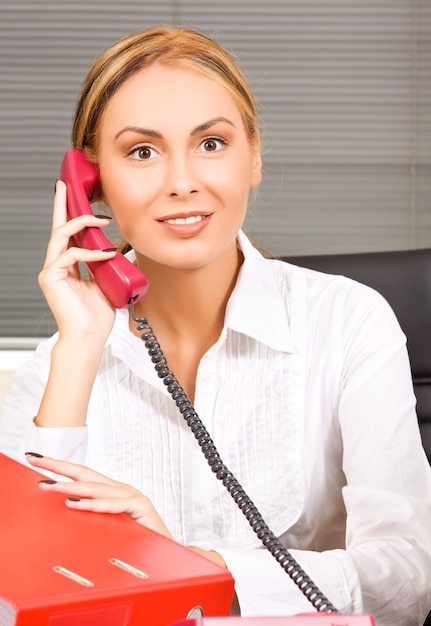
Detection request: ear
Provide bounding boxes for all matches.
[250,134,262,187]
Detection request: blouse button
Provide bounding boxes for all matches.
[194,502,207,515]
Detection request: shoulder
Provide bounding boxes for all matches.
[232,233,402,357]
[239,231,380,306]
[273,260,406,361]
[268,254,393,317]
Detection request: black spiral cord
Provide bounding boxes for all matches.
[131,305,339,614]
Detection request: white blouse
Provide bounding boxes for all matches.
[1,231,431,625]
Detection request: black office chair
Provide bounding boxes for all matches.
[285,247,431,461]
[285,247,431,626]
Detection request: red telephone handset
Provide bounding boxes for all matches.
[60,148,149,308]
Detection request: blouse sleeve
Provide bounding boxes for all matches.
[0,335,88,466]
[220,283,431,626]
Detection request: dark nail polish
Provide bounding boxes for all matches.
[25,452,44,458]
[54,179,59,193]
[67,497,81,502]
[94,214,112,220]
[102,247,117,253]
[39,479,57,485]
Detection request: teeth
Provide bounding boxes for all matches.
[165,215,205,225]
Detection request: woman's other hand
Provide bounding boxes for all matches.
[26,452,174,539]
[26,453,228,569]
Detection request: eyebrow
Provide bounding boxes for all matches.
[114,116,235,140]
[191,116,235,135]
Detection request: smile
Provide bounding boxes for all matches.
[163,215,206,225]
[158,213,212,237]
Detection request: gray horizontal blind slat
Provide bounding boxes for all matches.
[0,0,430,344]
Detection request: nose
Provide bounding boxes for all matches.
[166,152,198,198]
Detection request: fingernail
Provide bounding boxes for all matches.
[39,479,57,485]
[54,179,59,193]
[94,214,112,220]
[102,247,117,253]
[67,497,81,502]
[25,452,44,458]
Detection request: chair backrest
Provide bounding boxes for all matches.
[284,248,431,463]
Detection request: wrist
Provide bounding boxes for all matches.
[187,546,227,568]
[35,337,103,428]
[55,331,106,355]
[52,334,106,377]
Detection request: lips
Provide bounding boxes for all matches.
[157,212,212,237]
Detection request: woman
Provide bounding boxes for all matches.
[1,26,431,625]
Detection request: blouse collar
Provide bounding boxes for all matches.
[224,230,295,353]
[111,230,296,355]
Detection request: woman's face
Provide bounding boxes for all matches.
[96,63,262,271]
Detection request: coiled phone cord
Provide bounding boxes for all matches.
[131,306,339,614]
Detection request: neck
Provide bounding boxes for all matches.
[131,243,243,338]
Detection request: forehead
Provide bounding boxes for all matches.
[100,63,244,132]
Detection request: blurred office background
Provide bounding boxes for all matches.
[0,0,430,344]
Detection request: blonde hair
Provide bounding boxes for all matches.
[72,26,259,160]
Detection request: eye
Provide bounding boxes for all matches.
[199,137,227,153]
[128,145,158,161]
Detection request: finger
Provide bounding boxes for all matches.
[45,215,113,268]
[43,245,117,273]
[39,477,137,500]
[25,453,118,485]
[36,470,145,513]
[64,494,174,537]
[52,179,68,230]
[38,248,117,299]
[65,495,142,516]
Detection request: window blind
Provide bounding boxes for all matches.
[0,0,430,345]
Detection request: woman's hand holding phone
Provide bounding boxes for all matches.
[39,179,117,342]
[33,180,117,429]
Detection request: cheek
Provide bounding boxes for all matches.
[215,160,255,209]
[101,171,152,224]
[100,184,140,244]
